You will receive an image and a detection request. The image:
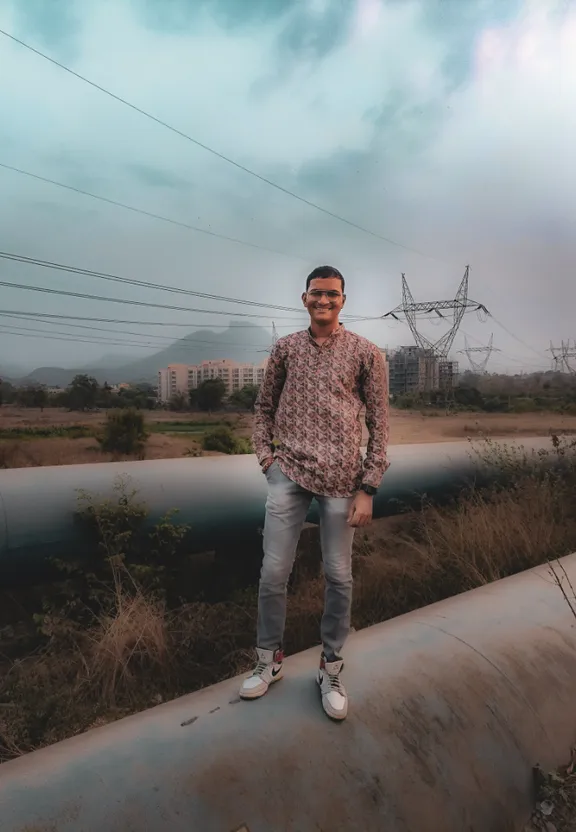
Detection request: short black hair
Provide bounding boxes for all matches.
[306,265,345,293]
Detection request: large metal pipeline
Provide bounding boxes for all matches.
[1,553,575,831]
[0,437,551,582]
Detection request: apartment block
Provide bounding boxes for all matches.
[158,358,268,402]
[387,346,459,395]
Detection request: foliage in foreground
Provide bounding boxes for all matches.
[1,437,576,762]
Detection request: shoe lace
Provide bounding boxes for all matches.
[253,660,269,677]
[326,670,344,693]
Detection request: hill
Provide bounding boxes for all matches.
[16,322,276,387]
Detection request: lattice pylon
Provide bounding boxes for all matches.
[383,266,488,360]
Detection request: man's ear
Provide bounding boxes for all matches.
[341,293,346,307]
[301,292,308,307]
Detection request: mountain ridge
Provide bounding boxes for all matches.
[7,322,276,387]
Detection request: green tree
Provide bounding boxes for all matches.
[67,375,99,411]
[454,386,484,409]
[34,387,48,411]
[115,383,157,410]
[17,384,48,411]
[197,378,226,412]
[47,388,69,408]
[98,409,149,458]
[0,379,14,405]
[229,384,260,412]
[0,378,16,407]
[169,392,189,412]
[97,382,115,409]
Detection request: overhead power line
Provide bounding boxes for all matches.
[0,308,320,330]
[0,249,376,322]
[0,28,440,262]
[458,327,550,371]
[0,278,307,320]
[0,323,270,354]
[0,250,310,314]
[490,315,550,362]
[0,324,168,350]
[0,314,276,348]
[0,162,304,262]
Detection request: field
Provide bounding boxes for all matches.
[1,405,576,468]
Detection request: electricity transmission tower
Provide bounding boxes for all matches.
[260,322,279,356]
[549,340,576,373]
[549,342,564,372]
[458,333,499,374]
[382,266,490,359]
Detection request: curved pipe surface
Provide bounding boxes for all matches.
[1,553,576,832]
[0,437,550,580]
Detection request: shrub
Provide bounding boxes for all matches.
[202,425,251,455]
[98,409,149,458]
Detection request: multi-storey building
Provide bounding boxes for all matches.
[157,358,268,402]
[388,346,458,395]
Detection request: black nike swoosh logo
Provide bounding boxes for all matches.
[271,667,282,677]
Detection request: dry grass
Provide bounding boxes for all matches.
[2,406,576,469]
[0,434,225,467]
[405,478,572,584]
[0,407,252,467]
[2,445,576,762]
[0,406,248,429]
[89,574,169,704]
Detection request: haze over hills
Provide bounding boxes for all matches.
[7,322,277,387]
[0,362,35,380]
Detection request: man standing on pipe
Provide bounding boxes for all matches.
[240,265,390,720]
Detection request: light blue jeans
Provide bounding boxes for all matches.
[257,461,355,661]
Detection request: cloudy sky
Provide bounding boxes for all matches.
[0,0,574,375]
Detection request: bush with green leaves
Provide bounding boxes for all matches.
[202,425,251,454]
[98,409,149,458]
[33,476,192,633]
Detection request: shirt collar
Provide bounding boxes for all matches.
[307,322,345,344]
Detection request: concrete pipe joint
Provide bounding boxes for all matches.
[1,554,576,831]
[0,437,553,584]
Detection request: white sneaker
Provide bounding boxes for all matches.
[317,654,348,720]
[239,648,284,700]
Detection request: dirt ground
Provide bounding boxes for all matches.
[1,406,576,467]
[0,407,245,429]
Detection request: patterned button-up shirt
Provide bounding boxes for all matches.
[253,325,390,497]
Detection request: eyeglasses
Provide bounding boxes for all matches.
[307,290,342,300]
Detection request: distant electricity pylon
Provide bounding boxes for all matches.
[549,340,576,373]
[382,266,490,359]
[259,322,279,356]
[458,333,500,374]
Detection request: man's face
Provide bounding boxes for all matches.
[302,277,346,326]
